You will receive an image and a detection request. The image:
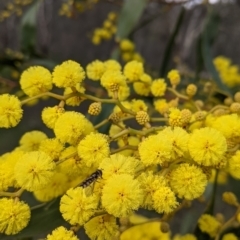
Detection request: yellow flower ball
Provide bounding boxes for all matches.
[138,171,167,210]
[161,127,190,160]
[222,233,238,240]
[102,174,143,217]
[86,60,105,80]
[0,150,25,190]
[188,127,227,166]
[42,106,65,129]
[14,151,56,191]
[120,39,135,51]
[54,111,94,145]
[39,138,64,161]
[20,66,52,96]
[52,60,85,88]
[0,198,31,235]
[138,133,172,166]
[123,60,144,82]
[167,69,180,87]
[104,59,121,72]
[84,214,119,240]
[198,214,221,237]
[47,226,79,240]
[60,187,98,225]
[151,78,167,97]
[100,70,126,92]
[77,132,110,168]
[19,130,48,151]
[99,154,140,180]
[153,186,179,214]
[169,163,207,200]
[154,99,169,115]
[34,171,68,202]
[0,94,23,128]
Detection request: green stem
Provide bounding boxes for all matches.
[0,188,24,197]
[111,145,138,154]
[167,87,189,100]
[21,92,76,105]
[94,119,109,129]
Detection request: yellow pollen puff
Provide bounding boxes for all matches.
[186,84,197,97]
[14,151,56,191]
[198,214,221,237]
[153,186,179,214]
[77,132,110,168]
[19,130,48,151]
[101,174,143,217]
[222,233,238,240]
[54,111,94,145]
[20,66,52,97]
[120,39,135,52]
[86,60,105,80]
[168,108,185,127]
[167,69,181,87]
[41,106,65,129]
[84,214,119,240]
[0,198,31,235]
[136,111,150,125]
[138,133,172,166]
[151,78,167,97]
[154,99,169,115]
[188,127,227,166]
[169,163,207,200]
[101,70,126,92]
[0,94,23,128]
[88,102,102,115]
[60,187,98,225]
[222,192,239,207]
[52,60,85,88]
[123,60,144,82]
[47,226,79,240]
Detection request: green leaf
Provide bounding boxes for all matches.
[20,1,40,54]
[116,0,147,40]
[0,199,65,239]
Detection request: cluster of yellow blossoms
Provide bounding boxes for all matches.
[119,39,144,63]
[1,58,240,240]
[91,12,117,45]
[214,56,240,87]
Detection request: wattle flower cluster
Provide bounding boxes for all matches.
[0,58,240,240]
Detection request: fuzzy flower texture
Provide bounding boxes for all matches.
[0,57,239,240]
